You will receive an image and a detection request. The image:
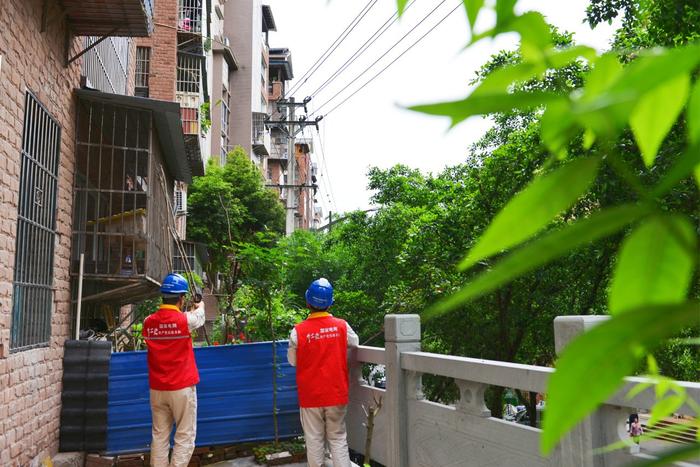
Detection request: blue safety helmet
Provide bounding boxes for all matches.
[305,278,334,310]
[160,273,189,295]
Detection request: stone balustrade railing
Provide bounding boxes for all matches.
[346,314,700,467]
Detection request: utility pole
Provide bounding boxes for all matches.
[286,97,296,235]
[268,97,322,236]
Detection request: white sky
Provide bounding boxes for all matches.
[266,0,618,216]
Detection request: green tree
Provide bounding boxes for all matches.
[187,146,285,302]
[401,0,700,460]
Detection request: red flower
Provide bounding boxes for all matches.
[213,341,219,346]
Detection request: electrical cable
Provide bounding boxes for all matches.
[319,1,461,117]
[315,125,339,212]
[309,0,418,98]
[286,0,379,97]
[311,0,451,116]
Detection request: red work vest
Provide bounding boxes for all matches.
[142,305,199,391]
[295,314,349,408]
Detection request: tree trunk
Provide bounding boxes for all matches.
[528,391,538,428]
[267,294,279,445]
[489,386,505,418]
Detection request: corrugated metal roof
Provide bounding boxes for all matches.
[61,0,153,37]
[107,341,302,454]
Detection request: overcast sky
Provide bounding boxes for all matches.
[266,0,618,216]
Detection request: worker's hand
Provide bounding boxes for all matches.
[186,300,205,313]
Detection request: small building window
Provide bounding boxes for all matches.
[174,184,187,213]
[135,46,151,97]
[11,92,61,352]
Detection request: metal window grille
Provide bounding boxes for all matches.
[177,52,202,94]
[178,0,203,34]
[11,92,61,352]
[135,47,151,98]
[172,241,195,275]
[252,112,267,145]
[174,185,186,213]
[82,36,130,95]
[72,101,151,280]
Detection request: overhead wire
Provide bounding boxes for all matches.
[308,0,418,98]
[312,0,462,117]
[286,0,379,98]
[301,122,335,214]
[315,124,338,213]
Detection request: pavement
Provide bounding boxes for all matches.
[210,455,361,466]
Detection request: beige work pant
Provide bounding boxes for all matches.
[149,386,197,467]
[300,405,351,467]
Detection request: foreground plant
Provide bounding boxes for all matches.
[399,0,700,462]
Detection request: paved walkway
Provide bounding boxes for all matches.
[210,456,360,466]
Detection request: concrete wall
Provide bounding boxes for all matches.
[348,315,700,467]
[210,52,226,163]
[225,0,255,158]
[0,0,83,464]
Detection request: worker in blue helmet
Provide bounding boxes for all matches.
[142,273,206,467]
[288,278,359,467]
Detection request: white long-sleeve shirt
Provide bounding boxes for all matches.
[185,302,206,331]
[287,315,359,367]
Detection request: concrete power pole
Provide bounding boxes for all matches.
[285,97,296,235]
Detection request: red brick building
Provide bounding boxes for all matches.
[0,0,190,464]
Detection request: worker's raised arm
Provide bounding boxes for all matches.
[186,300,206,331]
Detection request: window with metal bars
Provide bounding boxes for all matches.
[174,185,187,213]
[135,47,151,98]
[11,92,61,352]
[176,52,202,94]
[178,0,203,34]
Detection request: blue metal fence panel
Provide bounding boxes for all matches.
[107,341,302,454]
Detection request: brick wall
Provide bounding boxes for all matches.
[0,0,82,465]
[136,0,178,101]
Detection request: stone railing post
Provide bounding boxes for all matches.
[553,315,610,467]
[384,314,421,467]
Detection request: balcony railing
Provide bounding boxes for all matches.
[252,112,270,156]
[347,315,700,466]
[178,0,204,34]
[62,0,153,36]
[176,52,203,136]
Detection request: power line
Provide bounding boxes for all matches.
[302,122,336,213]
[312,0,452,116]
[320,1,461,117]
[315,125,338,212]
[309,0,418,98]
[286,0,379,98]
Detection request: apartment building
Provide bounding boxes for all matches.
[221,0,276,165]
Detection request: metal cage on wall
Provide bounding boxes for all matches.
[71,95,181,310]
[177,0,203,35]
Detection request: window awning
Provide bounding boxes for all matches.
[76,89,192,184]
[61,0,153,37]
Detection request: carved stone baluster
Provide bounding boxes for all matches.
[455,379,491,418]
[405,370,424,401]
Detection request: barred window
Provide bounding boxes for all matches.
[135,47,151,98]
[177,52,202,94]
[11,92,61,352]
